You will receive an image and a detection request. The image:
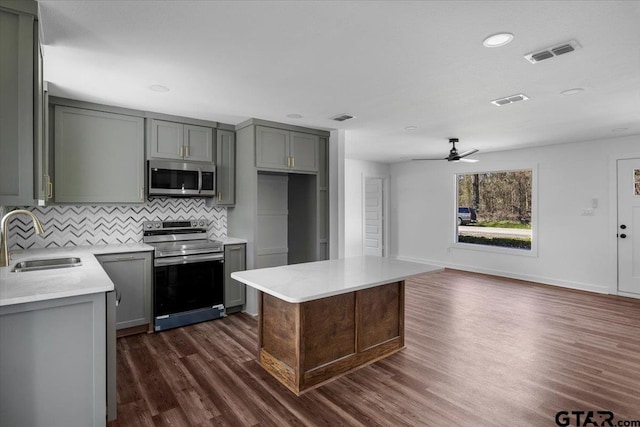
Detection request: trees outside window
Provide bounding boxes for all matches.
[456,169,532,250]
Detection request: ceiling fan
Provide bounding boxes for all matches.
[413,138,479,163]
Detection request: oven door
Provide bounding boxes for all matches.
[154,253,224,319]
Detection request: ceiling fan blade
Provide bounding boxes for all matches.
[458,149,479,158]
[458,158,479,163]
[412,157,448,161]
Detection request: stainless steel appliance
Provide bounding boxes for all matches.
[143,219,225,331]
[148,160,215,197]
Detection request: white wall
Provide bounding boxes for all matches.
[389,134,640,294]
[330,130,346,259]
[345,159,390,257]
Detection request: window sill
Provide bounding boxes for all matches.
[450,241,538,257]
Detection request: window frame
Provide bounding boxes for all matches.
[451,165,538,257]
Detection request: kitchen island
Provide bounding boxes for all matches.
[231,256,442,395]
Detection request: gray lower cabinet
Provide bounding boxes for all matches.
[0,3,41,206]
[96,251,152,330]
[255,126,319,173]
[54,106,145,203]
[224,243,246,312]
[0,292,108,426]
[148,118,213,162]
[215,129,236,205]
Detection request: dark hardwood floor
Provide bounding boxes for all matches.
[108,269,640,427]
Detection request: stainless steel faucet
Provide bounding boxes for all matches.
[0,209,44,267]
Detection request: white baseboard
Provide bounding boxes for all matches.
[617,291,640,299]
[393,255,612,295]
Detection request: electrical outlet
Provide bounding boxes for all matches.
[581,208,595,216]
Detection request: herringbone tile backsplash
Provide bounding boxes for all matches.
[4,198,226,249]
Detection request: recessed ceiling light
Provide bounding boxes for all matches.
[404,126,418,131]
[612,127,628,133]
[149,84,169,92]
[483,32,514,48]
[560,88,584,96]
[286,113,303,119]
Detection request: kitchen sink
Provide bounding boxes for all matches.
[12,257,82,272]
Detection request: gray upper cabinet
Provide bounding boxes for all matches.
[255,126,319,173]
[184,124,213,162]
[97,251,152,331]
[224,243,246,311]
[54,106,145,203]
[0,4,39,206]
[149,119,183,160]
[256,126,289,170]
[290,131,320,172]
[148,119,213,162]
[215,129,236,205]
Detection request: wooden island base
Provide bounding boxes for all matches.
[258,281,404,395]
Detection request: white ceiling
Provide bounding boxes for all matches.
[38,0,640,163]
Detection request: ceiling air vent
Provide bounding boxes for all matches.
[331,114,356,122]
[524,40,581,64]
[490,93,529,107]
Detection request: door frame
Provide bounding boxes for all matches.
[362,175,390,257]
[608,152,640,297]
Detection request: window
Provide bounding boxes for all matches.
[456,169,533,251]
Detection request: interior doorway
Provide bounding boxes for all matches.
[617,158,640,295]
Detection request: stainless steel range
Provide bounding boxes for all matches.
[143,219,225,331]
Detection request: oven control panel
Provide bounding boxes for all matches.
[143,219,208,230]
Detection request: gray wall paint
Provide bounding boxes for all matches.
[4,198,226,249]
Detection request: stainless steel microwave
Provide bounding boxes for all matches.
[148,160,215,197]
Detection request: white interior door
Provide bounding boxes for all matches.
[364,177,383,257]
[617,158,640,294]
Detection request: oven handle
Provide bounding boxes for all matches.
[197,168,202,194]
[154,252,224,266]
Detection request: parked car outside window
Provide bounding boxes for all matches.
[457,207,477,225]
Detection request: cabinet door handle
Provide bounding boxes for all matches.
[218,192,222,202]
[115,256,134,261]
[185,145,190,158]
[229,247,242,251]
[115,288,121,306]
[139,188,144,201]
[291,157,295,168]
[45,175,53,199]
[179,146,184,157]
[287,156,291,168]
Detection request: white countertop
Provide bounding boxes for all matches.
[217,237,247,245]
[231,256,443,303]
[0,243,153,307]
